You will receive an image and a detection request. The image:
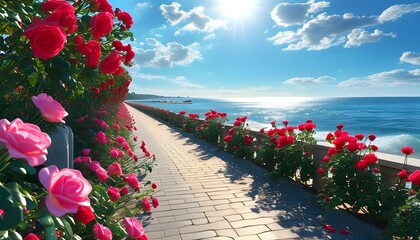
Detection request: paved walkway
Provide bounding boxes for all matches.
[127,104,384,240]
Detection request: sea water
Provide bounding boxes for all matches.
[127,97,420,158]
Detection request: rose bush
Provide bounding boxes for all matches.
[0,0,158,239]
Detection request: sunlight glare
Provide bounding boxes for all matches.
[219,0,255,19]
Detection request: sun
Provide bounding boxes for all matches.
[219,0,256,19]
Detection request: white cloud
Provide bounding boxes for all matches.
[160,2,187,25]
[378,3,420,22]
[345,29,396,48]
[271,0,330,27]
[130,73,204,89]
[269,3,420,50]
[284,76,336,85]
[337,69,420,87]
[136,2,150,8]
[270,13,378,50]
[171,76,205,89]
[160,2,227,34]
[400,51,420,65]
[133,38,202,68]
[204,33,216,40]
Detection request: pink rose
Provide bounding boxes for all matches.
[89,161,101,172]
[96,167,109,182]
[81,148,91,156]
[142,198,151,211]
[108,162,123,176]
[124,173,140,190]
[94,223,112,240]
[124,217,146,239]
[32,93,68,123]
[0,118,51,166]
[38,165,92,217]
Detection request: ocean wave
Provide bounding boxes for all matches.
[315,132,420,158]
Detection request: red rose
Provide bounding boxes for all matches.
[370,145,379,151]
[112,40,124,51]
[317,167,324,175]
[363,153,378,165]
[373,168,380,174]
[152,197,159,208]
[100,51,122,74]
[77,40,102,67]
[117,11,134,29]
[24,20,66,60]
[124,50,135,65]
[401,146,414,155]
[90,12,114,39]
[408,170,420,185]
[42,0,74,13]
[326,132,334,142]
[282,120,288,126]
[354,133,364,140]
[45,8,77,34]
[397,169,408,179]
[368,134,376,141]
[75,206,95,224]
[336,124,344,130]
[90,0,114,14]
[327,147,337,156]
[355,160,367,171]
[322,156,330,163]
[346,142,359,152]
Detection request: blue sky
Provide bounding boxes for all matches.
[109,0,420,98]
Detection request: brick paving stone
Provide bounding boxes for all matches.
[171,202,200,210]
[224,214,243,222]
[258,229,300,239]
[230,218,278,229]
[235,225,271,236]
[126,105,384,240]
[207,216,225,223]
[199,199,230,207]
[188,205,216,213]
[164,228,180,237]
[234,235,262,240]
[216,229,239,238]
[192,218,209,225]
[181,230,217,240]
[215,204,232,211]
[175,212,206,221]
[157,216,176,223]
[179,220,231,234]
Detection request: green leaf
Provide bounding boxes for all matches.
[6,231,22,240]
[93,185,108,200]
[27,72,38,86]
[0,186,24,230]
[5,182,26,207]
[44,225,57,240]
[39,215,54,226]
[62,219,73,239]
